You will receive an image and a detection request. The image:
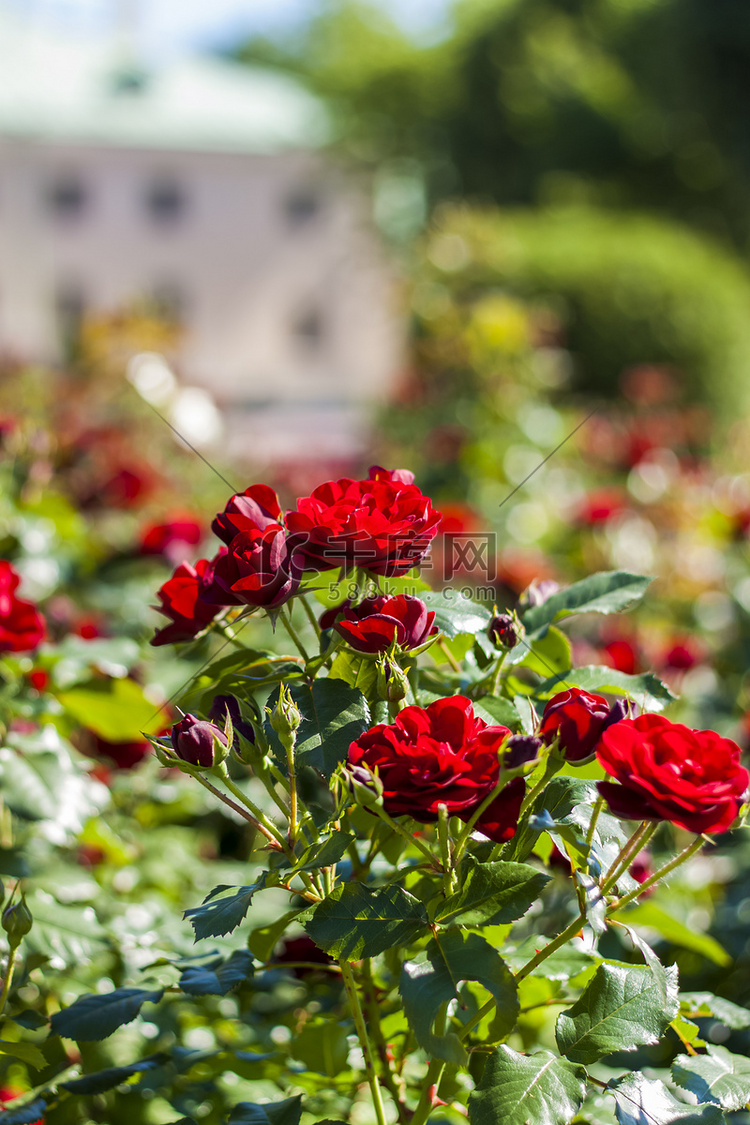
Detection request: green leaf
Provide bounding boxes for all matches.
[473,696,523,730]
[511,626,573,676]
[295,832,357,873]
[612,903,730,966]
[609,1073,726,1125]
[680,992,750,1029]
[420,590,492,638]
[617,925,673,1011]
[673,1046,750,1111]
[227,1096,303,1125]
[57,676,165,739]
[505,777,597,863]
[400,928,518,1064]
[0,1039,46,1069]
[60,1053,169,1094]
[556,961,678,1064]
[24,893,108,967]
[521,572,652,638]
[289,1017,350,1076]
[434,859,550,925]
[327,651,379,699]
[265,680,370,778]
[184,877,270,941]
[50,988,164,1042]
[468,1045,586,1125]
[178,950,254,995]
[304,883,428,959]
[536,666,675,711]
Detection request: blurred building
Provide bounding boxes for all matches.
[0,12,404,462]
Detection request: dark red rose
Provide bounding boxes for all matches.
[286,466,442,577]
[661,639,702,672]
[208,694,256,743]
[171,714,228,768]
[212,485,282,546]
[91,735,152,770]
[597,714,749,834]
[275,934,334,977]
[539,687,626,764]
[319,600,352,631]
[202,524,302,609]
[138,515,203,560]
[0,561,46,653]
[348,695,524,843]
[151,557,226,646]
[488,613,521,650]
[335,595,438,654]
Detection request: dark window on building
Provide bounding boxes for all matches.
[284,188,321,226]
[293,307,324,350]
[48,177,87,220]
[146,179,186,224]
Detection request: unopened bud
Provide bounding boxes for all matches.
[376,657,409,703]
[2,897,32,947]
[170,714,229,769]
[270,685,302,747]
[209,694,257,745]
[488,612,523,650]
[347,764,384,809]
[504,734,542,770]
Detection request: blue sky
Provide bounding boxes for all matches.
[5,0,449,59]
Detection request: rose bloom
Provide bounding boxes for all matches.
[348,695,524,843]
[138,515,203,560]
[0,560,46,653]
[597,714,749,834]
[286,466,442,577]
[334,595,438,654]
[212,484,282,545]
[151,557,227,646]
[539,687,626,764]
[203,523,302,609]
[90,734,152,771]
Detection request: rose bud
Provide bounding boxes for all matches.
[170,714,229,769]
[208,694,256,744]
[488,612,523,650]
[2,897,33,947]
[539,687,627,764]
[335,595,438,655]
[504,734,542,770]
[270,685,302,746]
[376,656,410,703]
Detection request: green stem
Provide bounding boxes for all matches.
[489,651,507,696]
[340,960,388,1125]
[362,959,409,1125]
[600,821,656,896]
[278,606,311,663]
[410,1058,446,1125]
[437,638,462,674]
[437,805,456,895]
[190,771,284,850]
[609,835,705,913]
[215,767,288,851]
[371,804,440,868]
[0,945,17,1016]
[453,772,512,860]
[299,594,322,640]
[459,911,586,1041]
[517,747,562,821]
[585,795,605,848]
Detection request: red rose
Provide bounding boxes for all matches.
[139,515,203,560]
[539,687,626,764]
[335,595,438,654]
[0,561,46,653]
[202,524,302,609]
[151,557,226,646]
[602,639,639,675]
[212,485,282,546]
[597,714,749,834]
[576,489,626,526]
[286,466,442,577]
[90,734,152,770]
[348,695,524,843]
